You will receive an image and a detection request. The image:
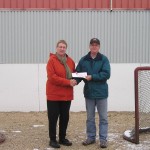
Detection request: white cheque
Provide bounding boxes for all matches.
[72,72,87,78]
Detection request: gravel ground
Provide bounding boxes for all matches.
[0,111,150,150]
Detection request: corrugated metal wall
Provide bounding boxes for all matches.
[0,0,150,9]
[0,10,150,63]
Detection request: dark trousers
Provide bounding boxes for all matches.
[47,100,71,141]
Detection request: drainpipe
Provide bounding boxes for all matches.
[110,0,113,11]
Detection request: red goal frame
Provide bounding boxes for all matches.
[123,66,150,144]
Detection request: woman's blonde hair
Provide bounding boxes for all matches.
[56,40,67,48]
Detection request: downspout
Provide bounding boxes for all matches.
[110,0,113,11]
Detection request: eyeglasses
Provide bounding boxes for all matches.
[58,46,66,49]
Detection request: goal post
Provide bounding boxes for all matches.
[123,66,150,144]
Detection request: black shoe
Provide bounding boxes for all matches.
[100,141,107,148]
[59,139,72,146]
[82,139,95,146]
[49,140,60,148]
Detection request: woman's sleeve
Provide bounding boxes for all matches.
[46,59,71,86]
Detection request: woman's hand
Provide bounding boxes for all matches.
[70,79,77,86]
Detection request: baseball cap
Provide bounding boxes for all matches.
[90,38,100,45]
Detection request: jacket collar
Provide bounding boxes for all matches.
[50,53,69,58]
[84,52,102,61]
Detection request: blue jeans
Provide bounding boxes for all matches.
[85,98,108,142]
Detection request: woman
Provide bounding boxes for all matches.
[46,40,77,148]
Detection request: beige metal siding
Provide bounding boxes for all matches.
[0,10,150,63]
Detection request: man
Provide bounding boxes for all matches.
[76,38,111,148]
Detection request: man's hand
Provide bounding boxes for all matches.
[85,75,92,81]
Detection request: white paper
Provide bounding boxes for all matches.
[72,72,87,78]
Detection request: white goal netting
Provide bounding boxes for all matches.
[138,70,150,128]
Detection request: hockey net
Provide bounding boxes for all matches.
[123,66,150,144]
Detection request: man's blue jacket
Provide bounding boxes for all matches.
[76,52,111,100]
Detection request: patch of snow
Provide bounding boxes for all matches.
[123,143,148,150]
[140,127,150,130]
[123,130,134,138]
[0,130,6,132]
[12,130,21,133]
[108,133,120,141]
[45,148,55,150]
[33,125,45,128]
[143,140,150,144]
